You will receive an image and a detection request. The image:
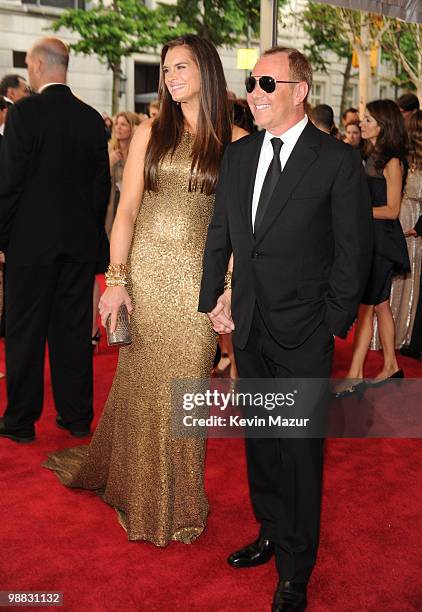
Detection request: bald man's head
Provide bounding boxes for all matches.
[26,37,69,92]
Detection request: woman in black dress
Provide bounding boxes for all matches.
[338,99,409,395]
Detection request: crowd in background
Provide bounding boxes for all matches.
[0,72,421,381]
[307,96,422,374]
[311,95,422,392]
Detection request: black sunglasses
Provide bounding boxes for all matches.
[245,75,300,94]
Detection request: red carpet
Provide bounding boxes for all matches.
[1,322,421,611]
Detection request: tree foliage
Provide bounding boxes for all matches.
[51,0,186,72]
[301,4,398,115]
[162,0,261,47]
[301,2,351,73]
[381,20,422,96]
[51,0,188,112]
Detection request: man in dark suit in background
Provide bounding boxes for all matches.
[0,74,31,106]
[199,48,373,610]
[0,37,110,443]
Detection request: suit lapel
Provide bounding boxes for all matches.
[238,130,265,240]
[254,122,321,245]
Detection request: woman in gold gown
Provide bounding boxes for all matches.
[44,35,246,546]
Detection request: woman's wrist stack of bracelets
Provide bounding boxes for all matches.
[105,263,129,287]
[224,270,232,292]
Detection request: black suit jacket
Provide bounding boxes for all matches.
[199,121,374,349]
[0,85,110,264]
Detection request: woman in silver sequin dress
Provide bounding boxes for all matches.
[44,35,247,545]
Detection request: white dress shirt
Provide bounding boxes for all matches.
[251,115,308,230]
[0,96,13,134]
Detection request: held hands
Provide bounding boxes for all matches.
[207,291,235,334]
[99,286,133,333]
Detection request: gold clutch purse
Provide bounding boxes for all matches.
[106,304,132,346]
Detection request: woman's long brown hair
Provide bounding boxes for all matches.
[144,35,232,195]
[364,99,408,172]
[407,110,422,170]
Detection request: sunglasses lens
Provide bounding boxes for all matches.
[245,77,256,93]
[245,76,276,94]
[260,76,276,93]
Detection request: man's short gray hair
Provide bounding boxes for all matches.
[32,38,69,70]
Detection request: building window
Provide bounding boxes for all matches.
[134,62,159,114]
[344,84,358,109]
[13,51,27,69]
[310,82,325,107]
[379,85,387,99]
[22,0,85,8]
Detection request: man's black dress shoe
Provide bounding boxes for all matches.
[56,416,91,438]
[227,536,275,568]
[0,417,35,443]
[400,345,422,360]
[272,580,307,611]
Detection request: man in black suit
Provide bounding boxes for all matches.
[0,37,110,443]
[400,215,422,359]
[199,48,373,611]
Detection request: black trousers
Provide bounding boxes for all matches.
[3,260,95,436]
[234,306,334,584]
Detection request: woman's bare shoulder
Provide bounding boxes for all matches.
[383,157,403,178]
[130,118,154,148]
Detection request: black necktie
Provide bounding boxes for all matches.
[254,137,283,235]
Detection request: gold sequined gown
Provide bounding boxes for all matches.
[44,132,217,545]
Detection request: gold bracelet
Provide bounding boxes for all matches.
[105,263,129,287]
[224,270,232,292]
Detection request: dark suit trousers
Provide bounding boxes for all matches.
[234,306,334,583]
[3,261,95,435]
